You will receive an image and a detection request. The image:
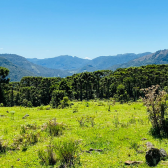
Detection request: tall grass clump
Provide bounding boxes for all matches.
[46,118,65,136]
[38,144,57,166]
[141,85,168,137]
[77,115,95,127]
[0,140,8,153]
[56,138,80,167]
[11,124,40,151]
[38,138,80,167]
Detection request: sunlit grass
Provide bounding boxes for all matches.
[0,100,168,167]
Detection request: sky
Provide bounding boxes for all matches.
[0,0,168,59]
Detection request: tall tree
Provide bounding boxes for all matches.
[0,67,10,105]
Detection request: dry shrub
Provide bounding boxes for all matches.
[141,85,168,136]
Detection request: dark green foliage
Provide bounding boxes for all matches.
[0,67,10,105]
[60,97,70,109]
[114,84,129,103]
[2,63,168,107]
[50,90,65,108]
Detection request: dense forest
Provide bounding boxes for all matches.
[1,64,168,107]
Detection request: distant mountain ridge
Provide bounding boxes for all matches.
[109,49,168,70]
[27,55,90,70]
[27,52,151,72]
[0,54,73,81]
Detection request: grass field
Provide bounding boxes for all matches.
[0,100,168,167]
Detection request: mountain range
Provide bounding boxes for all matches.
[0,54,72,81]
[27,52,151,72]
[1,49,168,81]
[109,49,168,70]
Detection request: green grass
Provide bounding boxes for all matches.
[0,100,168,167]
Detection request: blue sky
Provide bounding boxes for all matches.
[0,0,168,59]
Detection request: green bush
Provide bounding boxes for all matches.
[59,96,70,109]
[50,90,65,108]
[27,101,33,107]
[115,84,129,103]
[38,144,57,166]
[12,125,40,151]
[55,138,80,167]
[45,119,65,136]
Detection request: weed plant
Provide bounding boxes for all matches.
[55,138,80,167]
[77,115,95,127]
[45,118,65,136]
[38,144,57,166]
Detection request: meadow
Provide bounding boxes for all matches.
[0,100,168,168]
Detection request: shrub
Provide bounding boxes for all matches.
[50,90,65,108]
[45,118,65,136]
[0,140,8,153]
[115,84,129,103]
[12,125,40,151]
[141,85,168,136]
[38,138,80,167]
[77,115,95,127]
[56,139,80,167]
[59,96,70,109]
[38,144,57,166]
[39,105,44,110]
[27,101,33,107]
[22,99,28,106]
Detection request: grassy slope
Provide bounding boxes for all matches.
[0,100,168,167]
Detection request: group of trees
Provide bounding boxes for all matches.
[1,64,168,107]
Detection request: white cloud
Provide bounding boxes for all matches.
[0,48,3,50]
[84,57,91,60]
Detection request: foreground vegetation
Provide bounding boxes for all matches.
[1,100,168,167]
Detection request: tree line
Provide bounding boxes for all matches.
[1,64,168,107]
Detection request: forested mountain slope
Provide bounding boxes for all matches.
[0,57,36,81]
[109,49,168,70]
[0,54,73,80]
[89,52,151,71]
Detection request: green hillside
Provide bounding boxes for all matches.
[0,57,36,81]
[0,54,73,81]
